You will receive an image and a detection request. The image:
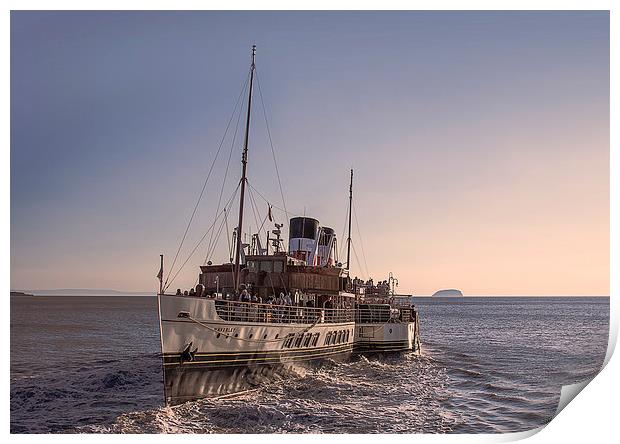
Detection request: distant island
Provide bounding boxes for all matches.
[10,291,34,297]
[432,289,464,298]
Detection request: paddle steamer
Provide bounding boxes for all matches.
[157,46,420,405]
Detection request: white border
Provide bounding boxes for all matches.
[3,2,616,443]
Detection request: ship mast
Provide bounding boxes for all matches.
[233,45,256,292]
[346,169,353,271]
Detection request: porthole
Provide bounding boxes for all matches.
[234,333,239,337]
[263,334,268,339]
[275,334,279,339]
[249,333,253,339]
[389,328,392,334]
[216,333,221,338]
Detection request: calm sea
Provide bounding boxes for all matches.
[10,295,609,433]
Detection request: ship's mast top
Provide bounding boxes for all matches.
[346,169,353,271]
[233,45,257,292]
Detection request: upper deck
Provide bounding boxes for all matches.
[198,253,351,300]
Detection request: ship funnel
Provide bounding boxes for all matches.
[317,227,336,266]
[288,217,319,265]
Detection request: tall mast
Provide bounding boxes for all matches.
[346,169,353,271]
[234,45,256,292]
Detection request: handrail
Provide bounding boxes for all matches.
[213,299,354,324]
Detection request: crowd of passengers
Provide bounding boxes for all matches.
[175,287,352,309]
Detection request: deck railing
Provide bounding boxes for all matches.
[214,300,354,324]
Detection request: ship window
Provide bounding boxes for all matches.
[247,260,257,272]
[273,261,283,273]
[303,334,311,347]
[259,261,273,272]
[346,330,350,342]
[311,333,319,346]
[283,333,294,348]
[324,331,332,345]
[294,334,303,348]
[336,330,342,344]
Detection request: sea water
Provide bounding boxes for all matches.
[10,295,609,433]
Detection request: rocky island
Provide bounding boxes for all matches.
[432,289,464,298]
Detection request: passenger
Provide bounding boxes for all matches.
[241,289,251,303]
[284,293,294,321]
[323,296,334,322]
[176,289,182,295]
[189,288,196,296]
[183,290,189,296]
[276,292,285,322]
[306,299,315,308]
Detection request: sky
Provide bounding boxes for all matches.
[10,11,609,295]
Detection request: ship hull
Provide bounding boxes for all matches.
[158,293,355,405]
[163,344,352,404]
[354,320,420,354]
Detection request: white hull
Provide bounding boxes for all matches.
[354,321,420,353]
[158,294,354,404]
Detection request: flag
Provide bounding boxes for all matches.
[268,204,273,222]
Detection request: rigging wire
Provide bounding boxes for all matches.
[164,73,250,288]
[164,181,241,292]
[223,208,232,262]
[246,183,262,241]
[255,69,289,222]
[204,204,231,264]
[350,242,366,280]
[204,75,249,264]
[195,208,230,288]
[339,203,350,261]
[247,183,270,238]
[352,199,370,279]
[246,182,304,219]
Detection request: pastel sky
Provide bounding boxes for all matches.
[10,11,609,295]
